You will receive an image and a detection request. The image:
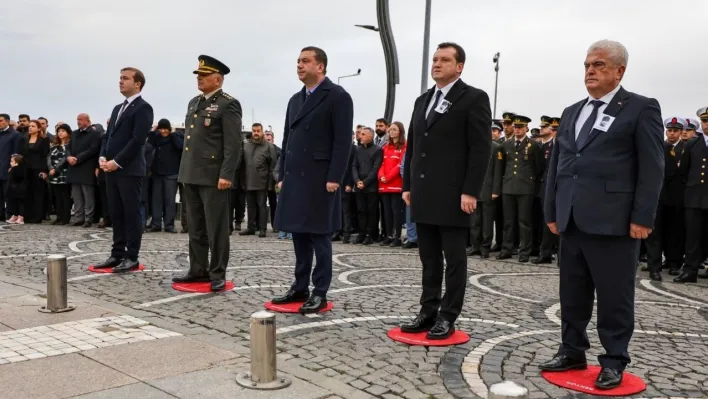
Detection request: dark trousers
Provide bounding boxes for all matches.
[559,216,638,370]
[25,169,46,223]
[99,180,111,223]
[0,179,6,220]
[417,223,468,322]
[470,200,496,250]
[7,197,24,217]
[183,183,230,280]
[51,184,72,224]
[539,201,558,258]
[356,191,379,237]
[291,232,333,297]
[684,207,708,272]
[151,177,178,230]
[377,196,386,240]
[229,188,246,230]
[106,175,143,261]
[339,192,355,236]
[381,193,403,239]
[532,197,543,253]
[267,189,277,229]
[493,197,504,247]
[246,190,268,232]
[645,204,664,273]
[502,194,534,256]
[178,183,188,229]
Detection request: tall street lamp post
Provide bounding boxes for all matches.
[493,52,500,119]
[338,69,362,85]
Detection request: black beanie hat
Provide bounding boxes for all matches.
[157,118,171,131]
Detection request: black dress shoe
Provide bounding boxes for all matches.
[537,354,587,371]
[210,280,226,291]
[271,289,310,304]
[239,229,256,236]
[649,271,662,281]
[145,226,161,233]
[532,256,552,264]
[403,241,418,249]
[113,259,140,273]
[426,318,454,340]
[165,228,177,233]
[595,367,622,389]
[93,257,123,269]
[73,220,85,226]
[332,234,342,241]
[258,231,267,238]
[400,313,437,333]
[353,235,366,244]
[362,236,374,245]
[172,274,210,283]
[342,235,351,244]
[518,255,529,263]
[299,295,326,313]
[490,245,501,252]
[496,252,512,260]
[389,238,402,247]
[480,250,490,259]
[674,271,697,283]
[668,267,681,276]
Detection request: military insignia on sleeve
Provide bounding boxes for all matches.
[497,151,503,160]
[222,92,234,100]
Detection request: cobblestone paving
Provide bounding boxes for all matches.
[1,222,708,398]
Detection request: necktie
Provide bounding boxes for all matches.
[515,140,522,151]
[576,100,604,149]
[116,100,129,121]
[426,90,443,124]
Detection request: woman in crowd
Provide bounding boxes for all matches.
[377,121,407,247]
[47,124,72,225]
[22,120,50,223]
[6,154,28,224]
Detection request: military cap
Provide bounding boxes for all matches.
[193,55,230,75]
[539,115,550,127]
[512,115,532,126]
[684,117,699,130]
[491,122,503,131]
[664,117,684,129]
[530,128,540,137]
[493,118,504,127]
[697,106,708,120]
[502,112,516,123]
[548,117,561,128]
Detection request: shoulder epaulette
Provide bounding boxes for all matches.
[222,92,234,100]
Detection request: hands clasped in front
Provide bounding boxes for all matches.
[98,157,119,172]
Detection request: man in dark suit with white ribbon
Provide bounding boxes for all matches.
[95,67,154,272]
[400,42,492,340]
[539,40,664,390]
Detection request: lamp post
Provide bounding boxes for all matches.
[420,0,432,94]
[355,0,400,123]
[493,52,500,119]
[338,69,362,85]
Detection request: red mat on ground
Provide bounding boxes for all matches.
[387,327,470,347]
[541,365,646,396]
[171,281,235,293]
[264,301,334,313]
[88,264,145,273]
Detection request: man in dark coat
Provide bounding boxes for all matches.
[0,114,23,221]
[66,114,101,227]
[400,42,492,339]
[173,55,243,292]
[540,40,663,390]
[95,67,154,273]
[271,46,353,313]
[239,123,277,237]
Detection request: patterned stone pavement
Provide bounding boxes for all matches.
[1,222,708,398]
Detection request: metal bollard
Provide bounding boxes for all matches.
[488,381,529,399]
[235,311,291,390]
[38,255,75,313]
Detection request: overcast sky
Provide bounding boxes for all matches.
[2,0,706,146]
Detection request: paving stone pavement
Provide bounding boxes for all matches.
[1,222,708,398]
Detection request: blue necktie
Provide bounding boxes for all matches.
[576,100,604,148]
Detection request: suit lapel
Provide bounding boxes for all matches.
[114,96,142,130]
[579,87,630,150]
[417,87,435,130]
[291,77,331,127]
[427,79,466,130]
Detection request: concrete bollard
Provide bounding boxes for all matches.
[39,255,75,313]
[235,311,291,390]
[488,381,529,399]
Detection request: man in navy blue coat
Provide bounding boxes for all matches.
[539,40,663,390]
[272,46,353,313]
[95,67,154,273]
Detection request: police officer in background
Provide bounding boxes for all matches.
[173,55,243,291]
[497,115,544,262]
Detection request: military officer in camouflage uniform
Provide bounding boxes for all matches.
[173,55,243,291]
[497,115,544,262]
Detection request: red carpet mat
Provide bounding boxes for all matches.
[264,301,334,313]
[541,365,646,396]
[88,264,145,273]
[387,327,470,347]
[172,281,235,293]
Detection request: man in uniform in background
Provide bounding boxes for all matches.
[532,117,560,264]
[497,115,544,262]
[173,55,243,292]
[492,112,516,251]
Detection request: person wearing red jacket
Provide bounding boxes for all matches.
[378,121,407,246]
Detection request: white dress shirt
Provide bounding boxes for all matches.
[574,84,622,139]
[203,88,220,100]
[425,78,459,118]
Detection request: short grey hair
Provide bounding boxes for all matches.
[361,127,374,136]
[587,40,629,67]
